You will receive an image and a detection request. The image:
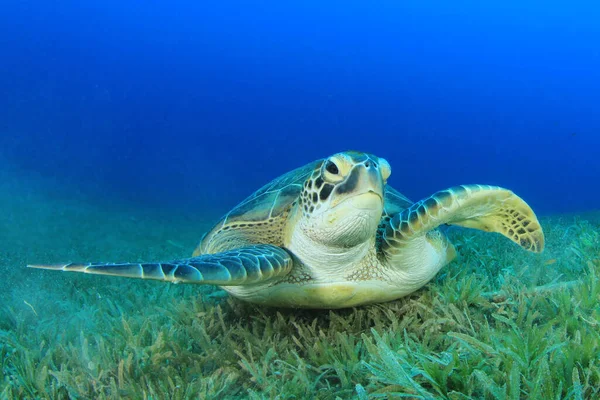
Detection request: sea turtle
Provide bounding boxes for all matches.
[29,151,544,309]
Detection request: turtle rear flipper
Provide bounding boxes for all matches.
[28,244,293,286]
[381,184,545,256]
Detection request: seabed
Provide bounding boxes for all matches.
[1,171,598,399]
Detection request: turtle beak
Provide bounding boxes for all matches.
[330,163,384,208]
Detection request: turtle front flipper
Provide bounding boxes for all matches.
[28,244,293,286]
[380,184,545,257]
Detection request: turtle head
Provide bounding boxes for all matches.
[296,151,391,248]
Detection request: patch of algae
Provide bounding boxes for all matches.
[0,174,599,399]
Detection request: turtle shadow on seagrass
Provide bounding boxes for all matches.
[29,151,544,309]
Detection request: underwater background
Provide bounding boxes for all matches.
[1,1,599,399]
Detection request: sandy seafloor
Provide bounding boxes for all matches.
[1,161,599,398]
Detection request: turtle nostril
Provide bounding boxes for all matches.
[365,161,371,168]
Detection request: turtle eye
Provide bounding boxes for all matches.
[322,159,343,183]
[379,158,391,182]
[325,161,339,175]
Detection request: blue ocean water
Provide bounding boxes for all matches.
[1,0,599,216]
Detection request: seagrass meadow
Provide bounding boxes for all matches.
[1,172,599,399]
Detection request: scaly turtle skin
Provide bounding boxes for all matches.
[29,151,545,309]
